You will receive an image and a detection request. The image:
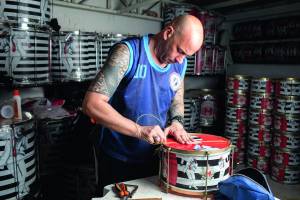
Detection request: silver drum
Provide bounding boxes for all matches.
[276,96,300,115]
[249,109,272,126]
[51,31,99,82]
[248,125,272,143]
[226,90,248,107]
[251,77,274,94]
[273,132,300,149]
[0,26,50,85]
[274,114,300,132]
[0,0,50,27]
[271,164,300,184]
[276,78,300,96]
[0,112,38,199]
[226,75,250,91]
[272,149,300,166]
[250,93,273,110]
[226,106,247,121]
[247,155,269,174]
[248,140,271,157]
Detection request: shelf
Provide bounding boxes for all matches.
[230,38,300,44]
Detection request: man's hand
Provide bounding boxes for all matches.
[138,125,167,144]
[164,121,193,144]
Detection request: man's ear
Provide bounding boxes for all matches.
[163,26,175,40]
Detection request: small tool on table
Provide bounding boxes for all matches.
[115,183,139,199]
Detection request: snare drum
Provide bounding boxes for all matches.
[199,90,217,127]
[247,155,269,174]
[226,90,248,107]
[0,0,50,27]
[213,46,226,74]
[0,26,51,85]
[276,96,300,115]
[251,77,274,94]
[271,164,300,184]
[160,133,232,197]
[249,93,273,110]
[226,75,250,91]
[274,113,300,132]
[273,131,300,149]
[195,46,214,75]
[0,112,38,199]
[248,125,272,143]
[51,31,98,82]
[248,140,271,157]
[276,78,300,96]
[272,149,300,166]
[249,109,272,126]
[226,106,247,121]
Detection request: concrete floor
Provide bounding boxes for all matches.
[268,176,300,200]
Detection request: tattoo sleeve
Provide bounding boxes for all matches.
[88,44,130,98]
[170,81,184,118]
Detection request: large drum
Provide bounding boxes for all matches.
[0,25,51,85]
[51,31,99,82]
[0,112,38,199]
[0,0,50,27]
[98,33,126,68]
[160,133,232,197]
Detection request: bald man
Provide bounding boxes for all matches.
[82,15,203,195]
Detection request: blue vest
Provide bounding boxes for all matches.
[101,35,187,163]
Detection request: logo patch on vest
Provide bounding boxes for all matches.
[169,72,181,91]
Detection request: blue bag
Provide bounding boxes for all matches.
[217,167,275,200]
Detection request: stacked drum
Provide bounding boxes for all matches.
[198,89,218,130]
[225,75,250,165]
[247,77,274,174]
[271,78,300,184]
[0,0,51,86]
[98,33,126,68]
[51,31,99,82]
[184,90,201,132]
[0,112,39,200]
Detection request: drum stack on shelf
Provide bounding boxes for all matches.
[271,78,300,184]
[184,90,201,132]
[0,0,51,86]
[247,77,274,173]
[0,112,39,200]
[225,75,250,165]
[51,31,99,82]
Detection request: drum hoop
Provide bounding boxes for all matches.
[160,179,216,198]
[278,95,300,101]
[274,112,300,119]
[162,142,232,156]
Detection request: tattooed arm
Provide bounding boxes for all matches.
[164,81,193,144]
[82,43,166,143]
[82,44,139,137]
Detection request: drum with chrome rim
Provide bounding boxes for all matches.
[251,77,274,94]
[276,78,300,96]
[159,133,232,197]
[0,112,38,199]
[276,96,300,115]
[226,75,250,91]
[0,25,50,85]
[271,164,300,184]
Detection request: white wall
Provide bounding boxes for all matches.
[52,4,161,34]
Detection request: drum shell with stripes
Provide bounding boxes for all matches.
[51,31,98,82]
[226,106,247,121]
[226,90,248,107]
[199,91,216,127]
[99,33,126,67]
[276,78,300,96]
[194,46,214,75]
[0,112,38,199]
[274,114,300,132]
[248,140,271,157]
[0,26,51,85]
[247,155,269,173]
[251,78,274,94]
[272,149,300,166]
[226,75,250,91]
[249,93,273,110]
[248,109,272,126]
[273,132,300,149]
[275,96,300,115]
[184,97,200,132]
[271,164,300,184]
[225,120,246,137]
[185,55,196,75]
[248,125,272,143]
[0,0,50,27]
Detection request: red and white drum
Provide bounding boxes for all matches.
[52,31,99,82]
[273,132,300,149]
[247,155,269,174]
[248,140,271,157]
[184,98,200,132]
[226,75,250,91]
[251,78,274,94]
[250,93,273,110]
[276,78,300,96]
[248,110,272,126]
[226,106,247,121]
[276,96,300,115]
[226,90,248,107]
[198,11,217,44]
[213,46,226,74]
[274,114,300,132]
[194,46,214,75]
[225,120,246,137]
[185,55,196,75]
[225,135,245,149]
[160,133,232,197]
[199,91,216,127]
[272,149,300,166]
[271,164,300,184]
[248,125,272,143]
